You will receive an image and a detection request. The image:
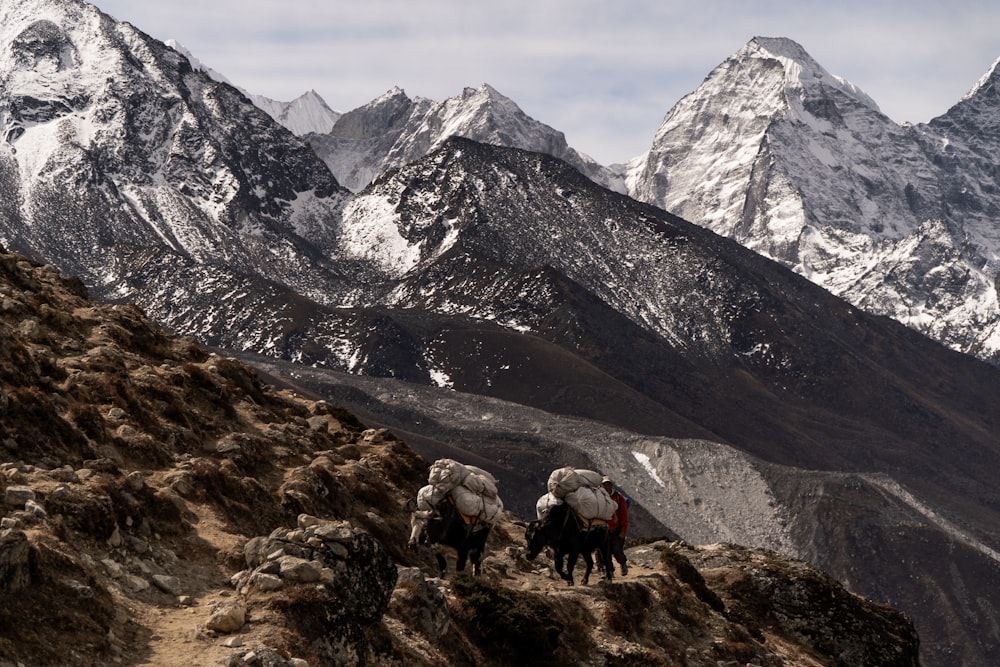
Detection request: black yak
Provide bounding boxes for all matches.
[525,502,612,586]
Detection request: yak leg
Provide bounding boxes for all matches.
[581,550,595,585]
[435,552,448,577]
[599,540,614,581]
[455,546,469,573]
[564,549,580,586]
[553,547,571,582]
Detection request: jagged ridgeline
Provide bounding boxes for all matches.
[0,2,994,664]
[0,250,920,665]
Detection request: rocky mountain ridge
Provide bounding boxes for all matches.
[304,83,622,193]
[0,246,920,666]
[625,36,1000,364]
[255,34,1000,366]
[1,4,998,664]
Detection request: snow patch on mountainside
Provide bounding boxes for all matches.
[632,451,666,488]
[339,195,422,276]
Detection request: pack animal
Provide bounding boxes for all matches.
[525,502,612,585]
[408,497,492,576]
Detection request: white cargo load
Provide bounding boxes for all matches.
[542,467,615,521]
[419,458,504,525]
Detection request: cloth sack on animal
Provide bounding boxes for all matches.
[427,458,472,491]
[535,491,563,520]
[451,484,504,524]
[546,467,604,499]
[564,485,617,521]
[462,465,499,498]
[416,484,447,512]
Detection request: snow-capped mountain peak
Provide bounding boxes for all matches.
[162,40,341,137]
[249,89,341,136]
[627,35,1000,366]
[305,81,623,193]
[961,55,1000,102]
[743,36,882,115]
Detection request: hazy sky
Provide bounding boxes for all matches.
[93,0,1000,165]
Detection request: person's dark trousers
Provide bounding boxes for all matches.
[610,528,627,574]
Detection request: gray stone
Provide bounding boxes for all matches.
[23,499,46,517]
[152,574,183,596]
[243,535,270,569]
[205,601,246,634]
[278,556,322,583]
[125,471,145,492]
[249,572,284,591]
[324,542,349,559]
[4,486,34,507]
[312,521,354,544]
[0,530,32,592]
[123,575,150,592]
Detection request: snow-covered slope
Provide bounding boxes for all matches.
[626,36,1000,363]
[306,83,623,193]
[0,0,353,311]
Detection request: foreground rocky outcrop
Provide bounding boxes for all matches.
[0,248,919,665]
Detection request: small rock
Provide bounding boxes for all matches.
[48,467,79,483]
[23,499,46,517]
[152,575,183,596]
[249,572,284,591]
[123,575,150,593]
[4,486,35,507]
[222,636,243,648]
[312,522,354,544]
[63,578,94,599]
[102,558,125,578]
[306,416,328,432]
[278,556,322,583]
[125,471,145,492]
[205,601,246,633]
[324,542,349,559]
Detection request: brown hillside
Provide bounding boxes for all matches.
[0,248,918,666]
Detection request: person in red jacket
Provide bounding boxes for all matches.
[602,476,629,575]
